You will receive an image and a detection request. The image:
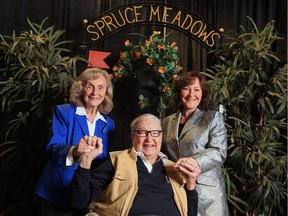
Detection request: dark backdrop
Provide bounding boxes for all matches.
[0,0,286,69]
[2,0,286,150]
[0,0,287,215]
[0,0,286,157]
[0,0,286,158]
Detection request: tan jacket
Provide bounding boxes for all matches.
[87,149,188,216]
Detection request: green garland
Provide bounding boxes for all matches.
[112,31,182,113]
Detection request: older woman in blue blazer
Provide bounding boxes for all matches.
[162,71,228,216]
[35,68,115,216]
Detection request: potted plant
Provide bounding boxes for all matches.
[0,18,86,215]
[203,17,287,215]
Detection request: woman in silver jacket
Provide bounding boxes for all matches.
[162,71,228,216]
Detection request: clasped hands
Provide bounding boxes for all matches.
[73,135,103,169]
[174,157,201,190]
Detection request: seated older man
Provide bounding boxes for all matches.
[70,113,200,216]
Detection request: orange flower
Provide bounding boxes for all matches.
[157,44,165,50]
[158,66,166,74]
[118,66,124,71]
[134,50,142,58]
[146,58,153,66]
[114,72,121,79]
[162,87,169,93]
[112,65,118,71]
[124,40,131,47]
[171,42,176,47]
[153,31,161,36]
[173,74,178,79]
[108,74,114,79]
[145,40,151,46]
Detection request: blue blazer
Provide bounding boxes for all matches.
[35,104,115,208]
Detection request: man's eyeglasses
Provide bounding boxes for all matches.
[133,130,162,137]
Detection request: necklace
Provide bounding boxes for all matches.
[180,115,188,123]
[180,112,192,123]
[180,114,189,119]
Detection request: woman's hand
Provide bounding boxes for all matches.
[72,135,99,160]
[78,137,103,169]
[174,157,201,190]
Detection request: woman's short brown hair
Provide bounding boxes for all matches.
[69,68,113,114]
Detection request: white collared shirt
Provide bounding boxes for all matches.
[133,147,168,173]
[75,106,107,136]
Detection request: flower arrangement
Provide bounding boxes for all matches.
[112,31,182,114]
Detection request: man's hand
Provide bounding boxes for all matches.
[78,137,103,169]
[174,157,201,190]
[72,135,99,160]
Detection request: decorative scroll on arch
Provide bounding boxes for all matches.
[82,1,224,118]
[83,1,224,50]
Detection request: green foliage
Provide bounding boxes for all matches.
[0,17,86,215]
[112,31,182,114]
[0,17,86,117]
[203,17,287,215]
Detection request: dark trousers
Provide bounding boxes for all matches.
[37,196,88,216]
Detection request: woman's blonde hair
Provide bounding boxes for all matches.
[69,68,113,114]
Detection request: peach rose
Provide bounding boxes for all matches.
[157,45,165,50]
[158,66,166,74]
[162,87,169,93]
[108,74,114,79]
[134,50,142,58]
[114,72,121,79]
[112,65,118,71]
[124,40,131,47]
[153,31,161,36]
[146,58,153,66]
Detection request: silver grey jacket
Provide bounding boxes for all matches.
[162,108,228,216]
